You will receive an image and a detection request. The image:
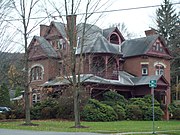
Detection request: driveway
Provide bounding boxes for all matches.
[0,129,108,135]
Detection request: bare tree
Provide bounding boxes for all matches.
[12,0,43,125]
[45,0,115,128]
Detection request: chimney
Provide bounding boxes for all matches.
[40,25,50,37]
[145,28,158,36]
[66,15,77,47]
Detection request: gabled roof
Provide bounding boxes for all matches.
[131,75,168,86]
[51,21,67,39]
[122,34,159,58]
[103,27,125,41]
[30,36,58,58]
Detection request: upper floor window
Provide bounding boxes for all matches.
[141,65,148,76]
[91,56,105,74]
[31,66,43,81]
[155,64,164,75]
[110,32,120,44]
[152,42,163,52]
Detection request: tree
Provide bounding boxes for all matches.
[0,83,11,107]
[47,0,114,128]
[156,0,180,99]
[12,0,41,125]
[109,22,134,39]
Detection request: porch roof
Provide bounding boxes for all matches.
[40,72,168,87]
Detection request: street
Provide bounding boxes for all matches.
[0,129,108,135]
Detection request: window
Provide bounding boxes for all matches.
[141,65,148,76]
[57,39,66,50]
[152,42,163,52]
[110,32,120,44]
[31,66,43,81]
[91,56,105,74]
[155,64,164,75]
[32,93,40,104]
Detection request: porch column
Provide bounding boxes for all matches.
[105,56,108,78]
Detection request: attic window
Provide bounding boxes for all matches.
[153,42,163,52]
[110,32,120,44]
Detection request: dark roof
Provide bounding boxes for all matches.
[35,36,58,58]
[103,27,116,39]
[76,33,121,54]
[52,21,67,39]
[131,75,161,86]
[122,34,159,57]
[41,72,168,88]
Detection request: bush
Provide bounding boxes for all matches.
[31,98,59,119]
[112,104,126,120]
[103,91,127,108]
[126,105,143,120]
[0,113,6,120]
[169,102,180,120]
[81,99,118,121]
[172,108,180,120]
[144,106,164,120]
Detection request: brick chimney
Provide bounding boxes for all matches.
[145,28,158,36]
[66,15,77,47]
[40,25,50,37]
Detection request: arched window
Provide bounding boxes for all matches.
[155,64,164,75]
[31,66,43,81]
[32,93,40,104]
[110,32,120,44]
[91,56,105,74]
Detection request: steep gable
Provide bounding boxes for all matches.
[122,34,172,59]
[28,36,58,60]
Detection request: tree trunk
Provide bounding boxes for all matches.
[74,86,80,127]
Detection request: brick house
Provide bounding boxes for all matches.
[28,18,172,120]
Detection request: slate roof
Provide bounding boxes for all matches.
[52,21,67,39]
[41,72,167,87]
[35,36,58,58]
[121,34,159,58]
[103,27,116,39]
[76,32,121,55]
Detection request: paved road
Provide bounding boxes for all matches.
[0,129,108,135]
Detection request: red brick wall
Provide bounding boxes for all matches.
[123,56,171,83]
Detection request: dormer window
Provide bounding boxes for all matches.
[57,39,66,50]
[152,42,163,52]
[110,32,120,44]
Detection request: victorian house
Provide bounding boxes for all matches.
[28,17,172,120]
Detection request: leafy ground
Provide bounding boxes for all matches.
[0,120,180,134]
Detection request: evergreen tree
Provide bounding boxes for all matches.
[0,83,11,107]
[156,0,180,94]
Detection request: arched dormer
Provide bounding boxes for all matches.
[109,32,121,44]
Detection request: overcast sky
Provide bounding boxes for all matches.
[94,0,180,37]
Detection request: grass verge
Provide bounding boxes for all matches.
[0,120,180,134]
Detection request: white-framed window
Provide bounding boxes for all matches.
[141,65,148,76]
[31,66,43,81]
[155,64,164,75]
[32,93,40,104]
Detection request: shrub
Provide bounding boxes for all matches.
[142,95,160,106]
[81,99,118,121]
[103,91,127,108]
[112,104,126,120]
[172,108,180,120]
[30,98,59,119]
[126,105,143,120]
[144,106,164,120]
[0,113,6,120]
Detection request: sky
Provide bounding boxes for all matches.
[4,0,180,52]
[93,0,180,37]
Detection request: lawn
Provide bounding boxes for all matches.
[0,120,180,134]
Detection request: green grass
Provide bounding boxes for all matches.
[0,120,180,134]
